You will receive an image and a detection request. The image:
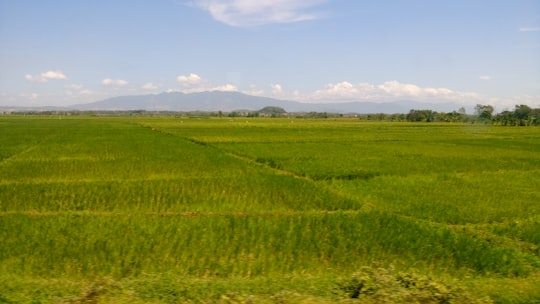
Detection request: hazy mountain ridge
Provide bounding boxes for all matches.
[70,91,301,112]
[4,91,467,114]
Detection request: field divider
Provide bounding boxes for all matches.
[186,138,312,180]
[132,122,312,182]
[183,136,376,213]
[0,209,365,218]
[0,175,242,186]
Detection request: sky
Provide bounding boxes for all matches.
[1,0,539,111]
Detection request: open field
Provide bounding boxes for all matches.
[1,116,539,303]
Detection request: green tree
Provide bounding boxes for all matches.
[407,109,435,122]
[258,106,286,115]
[531,108,540,126]
[444,111,463,122]
[474,104,494,121]
[495,111,515,126]
[513,104,532,126]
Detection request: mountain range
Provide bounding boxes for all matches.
[4,91,467,114]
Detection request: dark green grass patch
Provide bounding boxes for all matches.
[337,170,540,224]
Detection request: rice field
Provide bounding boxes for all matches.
[1,115,539,303]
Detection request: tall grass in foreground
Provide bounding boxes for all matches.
[0,212,535,278]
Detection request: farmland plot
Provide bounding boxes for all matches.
[1,116,539,303]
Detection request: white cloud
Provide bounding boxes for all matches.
[142,82,160,90]
[211,84,238,92]
[271,83,283,94]
[312,81,372,100]
[41,71,67,80]
[176,73,237,92]
[176,73,209,93]
[102,78,128,88]
[177,73,203,85]
[519,27,540,32]
[378,81,423,97]
[25,70,67,82]
[193,0,327,27]
[479,76,492,80]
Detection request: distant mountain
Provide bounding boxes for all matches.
[65,91,465,114]
[70,91,301,112]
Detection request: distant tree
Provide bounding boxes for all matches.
[306,112,328,118]
[366,113,389,121]
[407,109,425,122]
[443,111,463,122]
[474,104,494,121]
[513,104,532,126]
[389,113,406,122]
[406,109,434,122]
[258,106,286,114]
[531,108,540,126]
[434,111,449,122]
[257,106,286,117]
[494,110,515,126]
[493,105,539,126]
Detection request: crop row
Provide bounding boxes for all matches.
[1,212,534,278]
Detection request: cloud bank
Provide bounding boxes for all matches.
[307,81,467,103]
[172,75,503,107]
[193,0,327,27]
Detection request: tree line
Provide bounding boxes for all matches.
[357,104,539,126]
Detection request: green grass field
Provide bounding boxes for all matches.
[1,115,539,303]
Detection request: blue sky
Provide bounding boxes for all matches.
[1,0,539,110]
